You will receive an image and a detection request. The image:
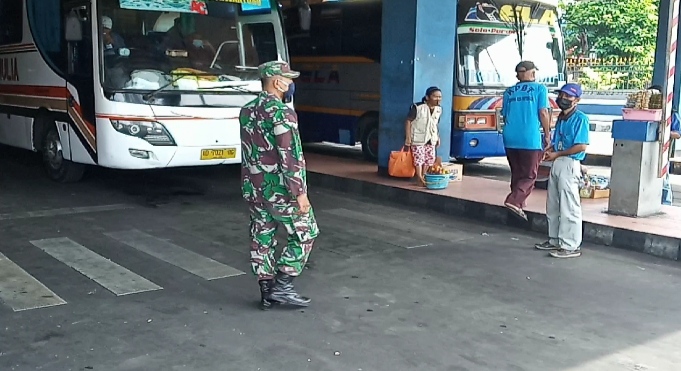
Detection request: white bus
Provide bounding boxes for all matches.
[0,0,289,182]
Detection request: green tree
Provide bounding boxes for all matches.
[560,0,658,61]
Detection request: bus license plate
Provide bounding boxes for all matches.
[200,148,236,160]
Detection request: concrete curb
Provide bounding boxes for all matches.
[308,172,681,262]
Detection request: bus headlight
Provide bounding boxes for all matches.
[110,120,176,146]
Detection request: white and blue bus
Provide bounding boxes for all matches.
[0,0,289,182]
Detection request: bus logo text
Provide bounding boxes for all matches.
[466,27,515,35]
[0,57,19,81]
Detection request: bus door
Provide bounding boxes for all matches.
[63,1,97,163]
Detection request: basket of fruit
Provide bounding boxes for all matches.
[623,89,663,121]
[424,165,451,190]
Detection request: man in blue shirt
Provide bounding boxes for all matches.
[501,61,552,220]
[535,83,589,259]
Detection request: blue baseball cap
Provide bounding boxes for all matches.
[555,83,583,98]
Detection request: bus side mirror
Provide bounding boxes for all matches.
[65,12,83,42]
[547,40,561,61]
[298,3,311,31]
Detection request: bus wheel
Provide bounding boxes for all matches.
[42,126,85,183]
[361,122,379,162]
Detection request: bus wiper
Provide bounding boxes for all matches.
[143,72,203,101]
[484,48,501,85]
[195,84,258,95]
[143,72,245,101]
[182,103,245,108]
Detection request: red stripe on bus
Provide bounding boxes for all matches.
[0,85,68,99]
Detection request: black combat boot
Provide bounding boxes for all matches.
[258,279,275,310]
[269,272,311,307]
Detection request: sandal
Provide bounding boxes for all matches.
[504,203,528,221]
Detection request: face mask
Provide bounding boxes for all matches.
[557,97,574,111]
[278,80,296,103]
[192,39,204,48]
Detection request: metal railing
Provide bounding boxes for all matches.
[566,57,653,93]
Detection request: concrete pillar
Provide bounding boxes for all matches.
[376,0,457,174]
[654,0,671,85]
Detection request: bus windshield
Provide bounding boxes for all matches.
[458,24,563,88]
[98,0,280,92]
[456,0,564,90]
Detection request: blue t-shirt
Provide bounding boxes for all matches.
[501,82,549,150]
[553,109,590,161]
[672,111,680,133]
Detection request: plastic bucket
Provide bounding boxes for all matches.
[424,173,450,190]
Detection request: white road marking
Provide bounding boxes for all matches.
[0,252,67,312]
[30,237,163,296]
[0,204,135,221]
[105,230,245,280]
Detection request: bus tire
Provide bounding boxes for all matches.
[41,124,85,183]
[360,120,379,162]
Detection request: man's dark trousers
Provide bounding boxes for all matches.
[505,148,544,209]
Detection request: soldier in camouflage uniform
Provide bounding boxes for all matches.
[239,60,320,310]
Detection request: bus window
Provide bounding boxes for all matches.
[96,0,280,91]
[27,0,66,74]
[312,5,342,56]
[288,33,315,57]
[242,23,278,66]
[457,26,561,88]
[0,0,23,45]
[340,2,381,61]
[67,5,93,78]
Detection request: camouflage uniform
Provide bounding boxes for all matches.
[240,61,320,284]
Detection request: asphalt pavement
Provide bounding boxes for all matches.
[2,145,681,371]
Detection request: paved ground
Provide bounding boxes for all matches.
[2,145,681,371]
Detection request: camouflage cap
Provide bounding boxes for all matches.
[258,61,300,79]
